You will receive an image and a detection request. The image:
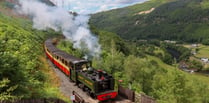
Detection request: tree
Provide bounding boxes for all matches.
[162,52,173,64]
[124,55,157,92]
[0,78,18,101]
[151,70,189,103]
[102,40,125,74]
[189,60,203,71]
[151,72,176,103]
[202,39,209,45]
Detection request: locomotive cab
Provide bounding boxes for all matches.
[95,70,117,101]
[74,61,91,70]
[96,70,114,92]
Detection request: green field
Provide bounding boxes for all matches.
[183,44,209,58]
[183,44,209,69]
[196,45,209,58]
[196,45,209,69]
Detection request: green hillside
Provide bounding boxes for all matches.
[90,0,209,43]
[0,1,69,102]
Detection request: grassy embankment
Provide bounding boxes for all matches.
[0,2,71,102]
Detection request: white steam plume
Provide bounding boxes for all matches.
[16,0,101,58]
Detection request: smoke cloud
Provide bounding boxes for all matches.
[16,0,101,58]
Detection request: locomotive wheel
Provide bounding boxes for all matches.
[90,92,96,99]
[81,86,87,91]
[78,83,84,89]
[87,90,91,96]
[84,87,89,92]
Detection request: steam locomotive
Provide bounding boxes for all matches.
[44,39,117,101]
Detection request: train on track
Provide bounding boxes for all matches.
[44,39,117,101]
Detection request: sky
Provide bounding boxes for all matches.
[49,0,149,14]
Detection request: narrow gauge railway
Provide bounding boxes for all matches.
[44,39,117,101]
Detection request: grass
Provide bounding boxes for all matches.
[0,1,70,101]
[39,56,71,103]
[191,73,209,85]
[195,45,209,58]
[201,0,209,9]
[147,55,176,69]
[195,45,209,69]
[153,47,165,57]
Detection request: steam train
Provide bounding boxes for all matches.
[44,39,117,101]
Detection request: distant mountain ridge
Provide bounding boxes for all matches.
[90,0,209,43]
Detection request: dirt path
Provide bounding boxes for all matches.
[48,60,132,103]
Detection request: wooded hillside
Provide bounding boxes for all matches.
[90,0,209,43]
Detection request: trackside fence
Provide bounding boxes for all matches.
[0,98,66,103]
[118,85,156,103]
[72,91,85,103]
[118,85,135,102]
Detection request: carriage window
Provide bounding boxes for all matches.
[75,64,81,70]
[65,61,68,66]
